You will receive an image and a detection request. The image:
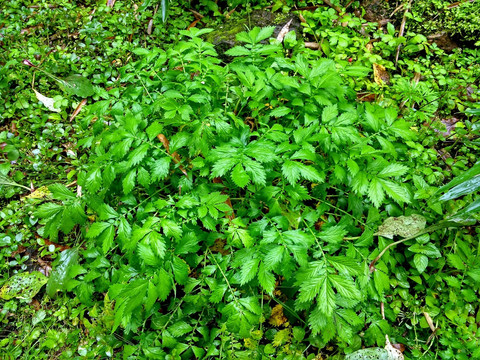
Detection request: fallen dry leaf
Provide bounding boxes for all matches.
[373,63,390,85]
[269,304,287,327]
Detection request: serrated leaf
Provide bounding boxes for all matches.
[270,106,291,117]
[151,157,171,181]
[122,169,136,194]
[258,262,275,294]
[225,46,251,56]
[86,222,111,238]
[329,275,361,300]
[146,121,163,141]
[100,225,116,253]
[319,225,347,244]
[368,177,385,208]
[145,281,157,312]
[156,268,173,301]
[327,256,362,276]
[379,179,411,204]
[138,242,159,266]
[282,161,324,185]
[378,163,409,178]
[231,163,250,188]
[243,159,266,186]
[322,104,338,124]
[172,256,189,285]
[127,143,150,167]
[160,218,182,239]
[35,203,63,219]
[413,254,428,273]
[240,258,260,285]
[254,26,276,42]
[263,246,284,270]
[318,275,335,316]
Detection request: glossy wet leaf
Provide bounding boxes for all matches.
[46,248,79,297]
[58,75,95,97]
[439,175,480,201]
[0,271,48,300]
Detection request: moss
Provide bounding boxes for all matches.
[205,10,300,59]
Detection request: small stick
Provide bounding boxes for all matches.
[321,0,343,14]
[395,0,412,67]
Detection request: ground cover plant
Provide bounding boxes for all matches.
[1,0,480,359]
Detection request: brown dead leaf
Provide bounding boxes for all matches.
[357,92,376,102]
[373,63,390,85]
[147,19,154,35]
[276,19,293,42]
[187,19,199,30]
[157,134,188,176]
[70,99,87,122]
[210,238,230,255]
[269,304,288,327]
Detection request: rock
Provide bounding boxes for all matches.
[205,10,301,61]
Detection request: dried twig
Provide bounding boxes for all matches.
[395,0,413,67]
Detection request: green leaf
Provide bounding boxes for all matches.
[240,258,260,285]
[231,163,250,188]
[0,271,48,300]
[100,225,116,253]
[435,161,480,198]
[46,249,79,298]
[145,281,158,312]
[156,268,173,301]
[282,161,324,185]
[263,246,284,270]
[439,175,480,201]
[243,159,266,186]
[48,183,76,201]
[319,225,347,244]
[254,26,276,43]
[258,262,275,294]
[322,104,338,124]
[329,275,361,300]
[86,222,111,238]
[122,169,136,194]
[270,106,291,118]
[368,177,385,208]
[151,157,172,181]
[413,254,428,273]
[138,242,159,266]
[172,256,189,285]
[225,46,251,56]
[127,143,150,167]
[378,163,409,178]
[379,179,411,204]
[58,75,94,97]
[35,203,63,219]
[327,256,362,276]
[318,275,335,316]
[161,218,182,239]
